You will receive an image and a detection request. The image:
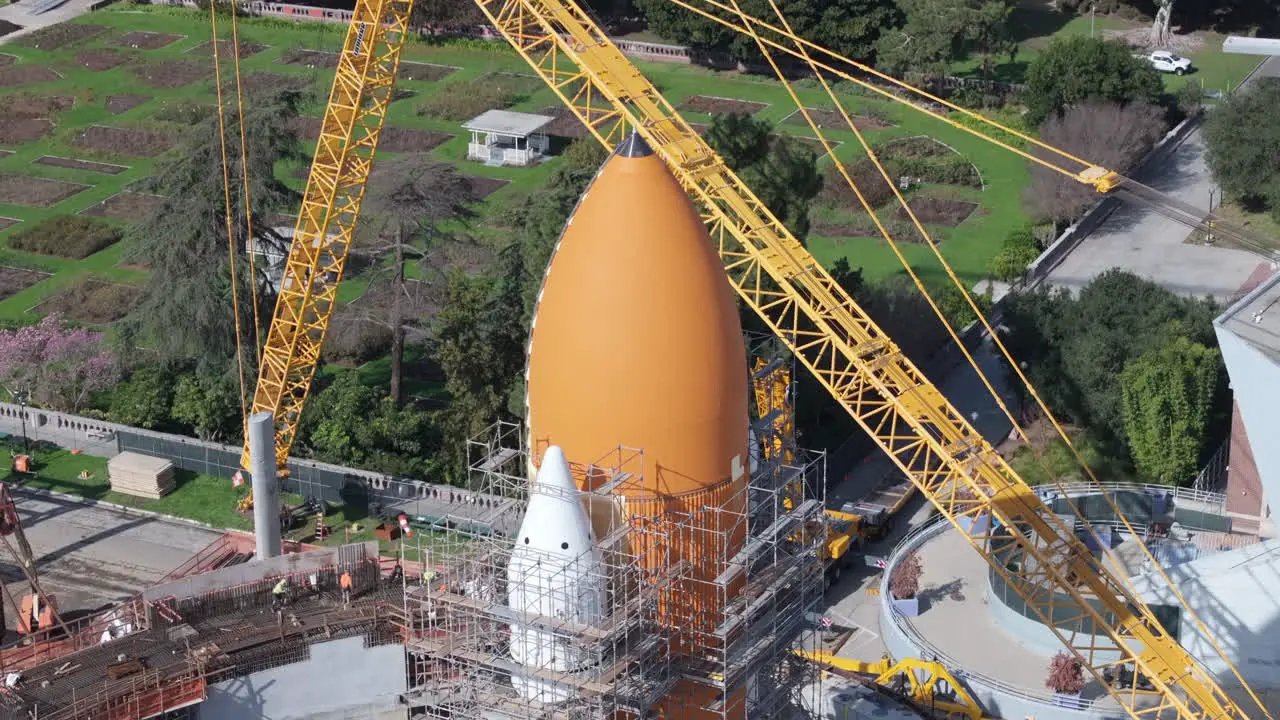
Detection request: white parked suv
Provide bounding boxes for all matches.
[1140,50,1193,75]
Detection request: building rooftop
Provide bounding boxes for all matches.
[1216,263,1280,361]
[463,109,555,137]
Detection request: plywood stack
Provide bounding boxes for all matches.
[107,452,175,499]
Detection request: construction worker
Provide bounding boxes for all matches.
[271,577,288,615]
[422,568,437,587]
[339,570,352,606]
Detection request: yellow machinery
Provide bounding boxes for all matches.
[236,0,1264,716]
[800,650,987,720]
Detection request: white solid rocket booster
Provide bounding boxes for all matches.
[507,445,607,702]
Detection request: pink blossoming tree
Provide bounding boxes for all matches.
[0,314,118,412]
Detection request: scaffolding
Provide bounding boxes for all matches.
[400,415,827,719]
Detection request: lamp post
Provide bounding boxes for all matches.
[12,390,30,457]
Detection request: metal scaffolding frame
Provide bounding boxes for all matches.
[400,417,826,719]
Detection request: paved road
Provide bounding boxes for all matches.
[0,0,100,44]
[1,491,220,623]
[1045,56,1280,302]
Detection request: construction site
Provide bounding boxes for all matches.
[1,0,1280,718]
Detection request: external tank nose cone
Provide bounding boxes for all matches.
[615,131,653,158]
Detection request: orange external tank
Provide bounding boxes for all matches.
[525,133,750,718]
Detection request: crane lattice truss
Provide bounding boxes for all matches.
[472,2,1248,719]
[243,0,1255,716]
[243,0,412,470]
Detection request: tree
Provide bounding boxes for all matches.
[636,0,900,66]
[1023,36,1163,125]
[297,373,437,477]
[1149,0,1175,47]
[704,113,822,238]
[1045,652,1086,695]
[889,550,922,600]
[410,0,483,31]
[1204,78,1280,222]
[988,225,1040,281]
[170,368,242,442]
[1121,337,1222,485]
[1026,101,1166,224]
[0,314,118,413]
[123,91,304,362]
[109,364,175,429]
[875,0,1014,79]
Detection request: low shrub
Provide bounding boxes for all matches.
[417,74,538,121]
[7,215,123,260]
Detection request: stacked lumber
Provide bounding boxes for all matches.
[108,452,175,499]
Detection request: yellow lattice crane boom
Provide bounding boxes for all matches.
[240,0,414,471]
[471,1,1252,719]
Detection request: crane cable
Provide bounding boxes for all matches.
[228,4,262,355]
[208,1,250,439]
[720,1,1270,713]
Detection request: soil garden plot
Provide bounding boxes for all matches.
[71,126,178,157]
[0,118,53,144]
[678,95,767,116]
[278,49,338,69]
[132,59,212,89]
[114,31,184,50]
[74,48,137,71]
[463,176,510,200]
[35,280,140,324]
[187,40,268,58]
[539,106,616,139]
[0,22,20,40]
[783,107,893,131]
[34,156,129,175]
[398,61,455,82]
[231,72,312,96]
[17,23,106,50]
[106,94,150,115]
[811,217,879,238]
[881,136,949,159]
[0,66,61,88]
[893,196,977,227]
[0,151,11,158]
[80,192,167,221]
[0,54,16,67]
[3,95,74,118]
[0,173,89,208]
[0,267,48,302]
[289,118,451,154]
[785,135,842,156]
[0,217,18,231]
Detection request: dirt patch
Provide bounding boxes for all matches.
[0,118,53,144]
[398,61,455,82]
[893,196,978,227]
[811,217,879,238]
[0,174,89,208]
[0,217,18,231]
[0,54,16,67]
[80,192,167,221]
[783,107,893,131]
[0,267,49,302]
[187,39,268,57]
[278,48,338,69]
[17,23,106,50]
[75,48,137,71]
[114,31,183,50]
[0,22,21,40]
[151,100,214,125]
[71,126,178,157]
[678,95,767,116]
[463,176,510,199]
[539,105,617,139]
[0,66,61,88]
[3,95,74,118]
[106,94,150,115]
[882,136,947,159]
[34,156,129,175]
[233,72,311,96]
[132,60,212,89]
[289,117,452,153]
[36,280,141,324]
[784,135,842,156]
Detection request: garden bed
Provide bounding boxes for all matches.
[6,215,120,259]
[783,107,893,131]
[678,95,767,116]
[75,48,136,71]
[17,23,105,50]
[34,280,141,324]
[785,135,842,156]
[151,100,213,125]
[894,196,978,226]
[0,66,60,88]
[106,94,150,115]
[278,48,338,69]
[0,117,53,144]
[187,39,268,57]
[463,176,511,199]
[0,267,48,302]
[0,217,18,231]
[113,31,184,50]
[398,61,455,82]
[418,73,542,121]
[0,173,89,208]
[539,105,616,139]
[70,125,178,157]
[290,117,451,153]
[881,136,949,159]
[3,94,74,118]
[0,54,15,67]
[0,22,20,40]
[80,192,167,221]
[232,71,312,96]
[811,217,879,238]
[34,155,129,175]
[132,59,212,89]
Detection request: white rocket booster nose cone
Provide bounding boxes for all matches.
[507,445,607,703]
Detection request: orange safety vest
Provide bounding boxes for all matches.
[339,572,352,590]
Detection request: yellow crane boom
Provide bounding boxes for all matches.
[471,1,1250,719]
[241,0,414,471]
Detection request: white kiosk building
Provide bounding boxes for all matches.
[462,109,554,167]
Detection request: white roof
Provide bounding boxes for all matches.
[462,109,554,137]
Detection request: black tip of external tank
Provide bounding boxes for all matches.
[616,131,653,158]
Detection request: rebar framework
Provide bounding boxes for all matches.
[399,420,827,719]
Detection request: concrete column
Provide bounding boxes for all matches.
[248,411,283,560]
